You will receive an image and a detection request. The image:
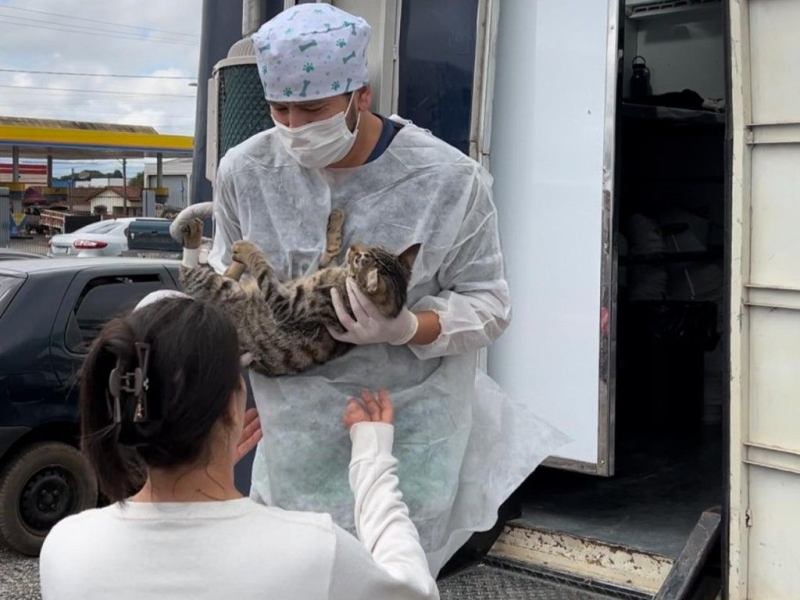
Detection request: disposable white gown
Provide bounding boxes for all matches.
[208,118,568,575]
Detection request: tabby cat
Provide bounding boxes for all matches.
[178,210,420,377]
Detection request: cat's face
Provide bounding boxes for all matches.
[345,243,421,308]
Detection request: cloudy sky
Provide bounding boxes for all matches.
[0,0,202,176]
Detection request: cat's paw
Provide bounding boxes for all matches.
[327,208,345,232]
[231,240,260,265]
[181,218,204,250]
[322,209,346,266]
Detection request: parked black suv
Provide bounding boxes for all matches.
[123,218,182,258]
[0,258,181,555]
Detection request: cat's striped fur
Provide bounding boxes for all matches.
[178,212,419,377]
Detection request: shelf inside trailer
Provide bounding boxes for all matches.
[619,248,723,266]
[626,0,722,20]
[620,103,725,126]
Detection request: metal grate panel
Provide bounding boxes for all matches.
[217,64,274,160]
[438,563,637,600]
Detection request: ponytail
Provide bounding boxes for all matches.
[79,318,146,502]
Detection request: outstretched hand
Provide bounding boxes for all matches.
[234,408,263,465]
[342,389,394,430]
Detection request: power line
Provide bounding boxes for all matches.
[0,68,195,81]
[0,12,197,45]
[0,15,197,46]
[0,5,199,39]
[0,107,196,120]
[0,95,196,105]
[0,17,198,47]
[0,84,195,98]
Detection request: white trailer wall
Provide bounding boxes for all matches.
[729,1,800,598]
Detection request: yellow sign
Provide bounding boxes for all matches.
[12,213,25,227]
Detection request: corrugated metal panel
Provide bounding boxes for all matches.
[729,0,800,597]
[747,467,800,598]
[748,0,800,126]
[0,116,157,134]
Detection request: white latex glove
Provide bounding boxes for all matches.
[328,278,419,346]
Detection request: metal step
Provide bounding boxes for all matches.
[488,522,674,596]
[485,508,722,600]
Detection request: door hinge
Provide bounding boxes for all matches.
[745,508,753,528]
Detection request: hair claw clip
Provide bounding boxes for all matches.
[107,342,151,424]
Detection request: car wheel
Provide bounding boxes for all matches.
[0,442,97,556]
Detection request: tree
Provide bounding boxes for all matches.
[129,172,144,187]
[112,170,123,179]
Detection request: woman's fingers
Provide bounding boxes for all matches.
[243,407,259,427]
[240,409,261,442]
[344,391,395,428]
[377,389,394,424]
[361,390,382,421]
[342,398,365,429]
[234,409,263,465]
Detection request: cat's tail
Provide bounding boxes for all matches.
[169,201,214,243]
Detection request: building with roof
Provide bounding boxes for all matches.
[145,158,192,209]
[1,162,48,186]
[0,116,193,208]
[83,186,143,216]
[75,178,125,188]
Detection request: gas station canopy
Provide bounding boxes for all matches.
[0,116,193,160]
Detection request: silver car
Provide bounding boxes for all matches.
[48,218,164,258]
[0,249,47,261]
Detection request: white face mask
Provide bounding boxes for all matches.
[273,94,361,169]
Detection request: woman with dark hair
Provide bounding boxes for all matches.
[39,296,438,600]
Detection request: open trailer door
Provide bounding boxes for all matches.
[303,0,621,476]
[486,0,620,476]
[728,1,800,598]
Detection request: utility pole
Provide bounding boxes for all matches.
[191,0,245,205]
[122,158,128,216]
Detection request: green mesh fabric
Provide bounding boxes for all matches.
[218,64,274,160]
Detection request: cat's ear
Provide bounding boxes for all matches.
[398,243,421,272]
[366,268,379,293]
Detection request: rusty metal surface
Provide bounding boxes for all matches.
[438,561,647,600]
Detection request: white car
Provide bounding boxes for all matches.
[48,218,168,258]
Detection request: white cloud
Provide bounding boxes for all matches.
[0,0,203,175]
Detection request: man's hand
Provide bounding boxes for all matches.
[328,278,418,346]
[343,389,394,430]
[233,408,263,465]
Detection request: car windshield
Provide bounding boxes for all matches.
[73,221,122,235]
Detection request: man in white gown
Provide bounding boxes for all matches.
[206,3,567,575]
